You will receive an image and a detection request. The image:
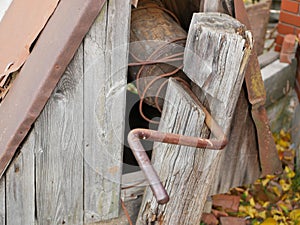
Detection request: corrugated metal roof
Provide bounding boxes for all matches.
[0,0,106,177]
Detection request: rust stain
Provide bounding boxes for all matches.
[0,0,60,86]
[0,0,106,178]
[235,0,282,176]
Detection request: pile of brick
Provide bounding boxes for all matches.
[275,0,300,99]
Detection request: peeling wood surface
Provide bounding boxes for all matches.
[137,79,208,225]
[137,13,250,225]
[83,0,130,222]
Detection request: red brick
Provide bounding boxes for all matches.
[281,0,299,14]
[280,34,297,63]
[280,52,295,63]
[282,34,297,51]
[297,28,300,36]
[278,23,295,34]
[220,217,246,225]
[275,34,285,45]
[201,213,219,225]
[212,194,240,212]
[275,44,282,52]
[279,11,300,27]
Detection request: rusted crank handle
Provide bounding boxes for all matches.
[127,128,228,204]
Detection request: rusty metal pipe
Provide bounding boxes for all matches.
[128,95,227,204]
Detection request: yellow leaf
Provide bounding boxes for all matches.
[290,209,300,220]
[271,209,283,216]
[262,178,270,186]
[263,201,270,208]
[277,202,289,214]
[278,139,290,148]
[261,217,277,225]
[266,174,276,180]
[272,186,282,197]
[279,179,291,192]
[250,197,256,207]
[258,211,267,219]
[284,166,295,178]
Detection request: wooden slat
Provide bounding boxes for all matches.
[0,177,5,224]
[35,45,84,224]
[137,13,251,225]
[83,0,131,222]
[121,171,147,201]
[5,134,35,225]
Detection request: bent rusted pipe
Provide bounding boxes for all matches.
[127,100,227,204]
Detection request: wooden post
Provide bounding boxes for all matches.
[83,0,131,223]
[137,13,251,225]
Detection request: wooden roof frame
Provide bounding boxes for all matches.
[0,0,106,177]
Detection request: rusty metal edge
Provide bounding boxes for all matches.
[0,0,106,177]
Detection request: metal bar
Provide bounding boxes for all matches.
[128,87,228,204]
[234,0,282,176]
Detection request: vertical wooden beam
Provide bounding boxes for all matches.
[5,134,35,225]
[137,13,251,225]
[35,45,84,224]
[83,0,130,222]
[137,79,207,225]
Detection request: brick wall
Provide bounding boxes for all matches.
[275,0,300,51]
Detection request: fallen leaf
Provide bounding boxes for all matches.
[261,217,277,225]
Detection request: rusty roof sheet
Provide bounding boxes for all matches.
[0,0,60,86]
[0,0,106,177]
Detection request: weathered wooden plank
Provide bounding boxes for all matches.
[203,0,234,15]
[137,13,251,225]
[83,0,131,222]
[137,79,207,225]
[245,0,271,55]
[211,86,260,194]
[121,171,147,201]
[35,44,84,224]
[5,133,35,225]
[0,176,5,224]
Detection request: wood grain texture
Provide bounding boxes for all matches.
[83,0,130,222]
[203,0,234,15]
[0,176,5,225]
[34,44,84,225]
[211,86,260,194]
[137,79,209,225]
[138,13,251,225]
[5,133,35,225]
